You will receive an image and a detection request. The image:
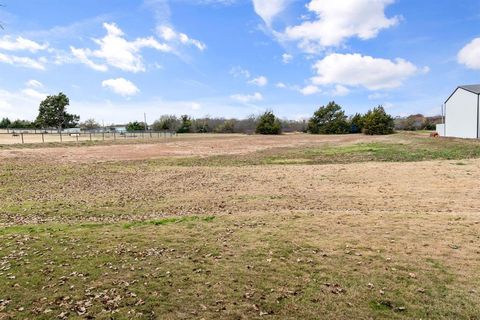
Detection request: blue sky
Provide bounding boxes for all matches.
[0,0,479,124]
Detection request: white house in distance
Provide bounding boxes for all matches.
[437,85,480,138]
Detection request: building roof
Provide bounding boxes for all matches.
[445,84,480,103]
[459,85,480,95]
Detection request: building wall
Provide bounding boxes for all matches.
[436,124,445,136]
[445,88,479,138]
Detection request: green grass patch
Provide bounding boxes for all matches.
[138,137,480,167]
[123,215,215,229]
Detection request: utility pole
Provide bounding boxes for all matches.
[144,113,147,132]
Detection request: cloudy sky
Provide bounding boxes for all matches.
[0,0,479,123]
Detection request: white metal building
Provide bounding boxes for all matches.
[437,85,480,138]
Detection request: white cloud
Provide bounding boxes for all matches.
[276,82,287,88]
[248,75,268,87]
[230,66,269,87]
[252,0,289,26]
[299,85,320,95]
[280,0,399,53]
[332,84,350,96]
[282,53,293,64]
[0,52,47,70]
[458,37,480,70]
[230,66,251,78]
[190,102,201,110]
[368,92,388,100]
[0,88,47,119]
[230,92,263,103]
[157,25,206,51]
[0,36,49,52]
[70,47,108,72]
[102,78,140,97]
[25,79,44,88]
[311,53,420,90]
[71,22,172,73]
[21,88,48,100]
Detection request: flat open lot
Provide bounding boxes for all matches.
[0,133,388,162]
[1,133,479,319]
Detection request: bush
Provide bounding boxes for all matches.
[308,101,350,134]
[177,115,193,133]
[195,120,210,133]
[394,114,439,131]
[362,106,394,135]
[126,121,146,132]
[281,119,308,133]
[215,120,236,133]
[80,118,101,131]
[424,118,436,130]
[152,115,178,131]
[255,111,282,135]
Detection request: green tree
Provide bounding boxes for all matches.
[35,93,79,131]
[152,115,178,131]
[255,111,282,135]
[362,106,395,135]
[177,115,192,133]
[308,101,350,134]
[10,119,34,129]
[0,117,11,128]
[126,121,145,132]
[349,113,364,133]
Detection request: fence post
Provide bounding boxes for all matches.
[42,133,44,143]
[76,134,79,143]
[60,132,62,142]
[114,132,116,140]
[102,132,105,141]
[21,133,24,144]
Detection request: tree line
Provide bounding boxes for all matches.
[121,101,395,135]
[0,92,439,136]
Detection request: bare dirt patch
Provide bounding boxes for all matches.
[0,133,392,163]
[1,153,480,225]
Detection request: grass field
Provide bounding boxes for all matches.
[1,132,479,319]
